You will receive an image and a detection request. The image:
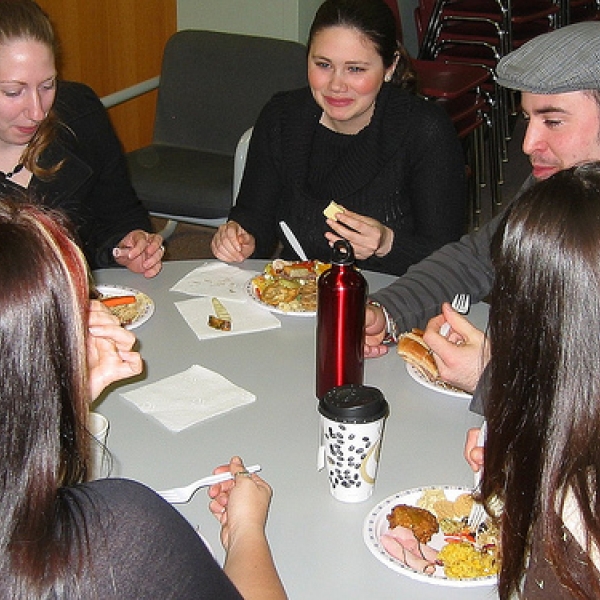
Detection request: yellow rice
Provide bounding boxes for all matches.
[438,542,498,579]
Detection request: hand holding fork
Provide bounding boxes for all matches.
[440,293,470,338]
[157,464,262,504]
[467,423,488,531]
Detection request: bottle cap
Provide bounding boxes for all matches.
[331,239,355,266]
[318,384,389,423]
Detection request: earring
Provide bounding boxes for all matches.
[384,75,391,82]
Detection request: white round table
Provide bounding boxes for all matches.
[93,259,492,600]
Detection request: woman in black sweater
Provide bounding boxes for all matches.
[212,0,466,276]
[0,0,163,276]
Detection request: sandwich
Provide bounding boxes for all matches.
[397,328,439,381]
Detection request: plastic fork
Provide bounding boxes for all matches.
[468,501,487,531]
[157,464,261,504]
[468,423,487,530]
[279,221,308,261]
[440,293,471,337]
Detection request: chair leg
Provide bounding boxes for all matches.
[157,219,178,240]
[486,115,503,214]
[474,124,487,230]
[418,0,446,59]
[485,84,506,184]
[495,91,506,183]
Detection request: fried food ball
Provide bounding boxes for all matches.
[387,504,439,543]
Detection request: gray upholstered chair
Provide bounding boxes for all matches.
[127,30,307,238]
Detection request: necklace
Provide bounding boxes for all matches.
[0,163,23,179]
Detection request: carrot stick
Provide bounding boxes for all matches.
[101,295,136,307]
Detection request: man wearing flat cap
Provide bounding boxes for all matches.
[363,22,600,390]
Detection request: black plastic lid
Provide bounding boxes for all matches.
[331,239,355,266]
[318,384,389,423]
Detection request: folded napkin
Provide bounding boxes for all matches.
[175,296,280,340]
[170,262,256,301]
[121,365,256,432]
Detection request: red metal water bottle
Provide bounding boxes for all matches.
[316,239,368,399]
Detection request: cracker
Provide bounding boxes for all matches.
[433,499,456,520]
[417,489,447,512]
[323,201,344,220]
[453,493,474,517]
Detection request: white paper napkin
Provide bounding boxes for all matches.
[170,262,256,301]
[175,296,280,340]
[121,365,256,432]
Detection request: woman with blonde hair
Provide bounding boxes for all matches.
[0,0,163,276]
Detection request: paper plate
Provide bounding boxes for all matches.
[406,363,471,399]
[363,485,497,587]
[96,284,154,330]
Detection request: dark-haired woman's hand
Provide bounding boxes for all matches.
[324,206,394,259]
[211,221,256,263]
[465,427,484,473]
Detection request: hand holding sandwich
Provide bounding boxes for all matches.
[423,302,489,394]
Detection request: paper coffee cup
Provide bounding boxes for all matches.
[88,412,110,480]
[318,385,389,503]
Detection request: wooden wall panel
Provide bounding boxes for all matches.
[37,1,176,152]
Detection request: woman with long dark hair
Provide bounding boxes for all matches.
[480,162,600,599]
[212,0,466,276]
[0,198,286,598]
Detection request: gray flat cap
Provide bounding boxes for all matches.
[496,22,600,94]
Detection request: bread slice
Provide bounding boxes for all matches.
[397,329,439,381]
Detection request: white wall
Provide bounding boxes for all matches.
[398,0,418,56]
[176,0,419,54]
[298,0,323,43]
[177,0,300,41]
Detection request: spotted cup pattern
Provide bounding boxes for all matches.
[325,422,378,490]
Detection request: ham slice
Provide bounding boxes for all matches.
[381,526,439,574]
